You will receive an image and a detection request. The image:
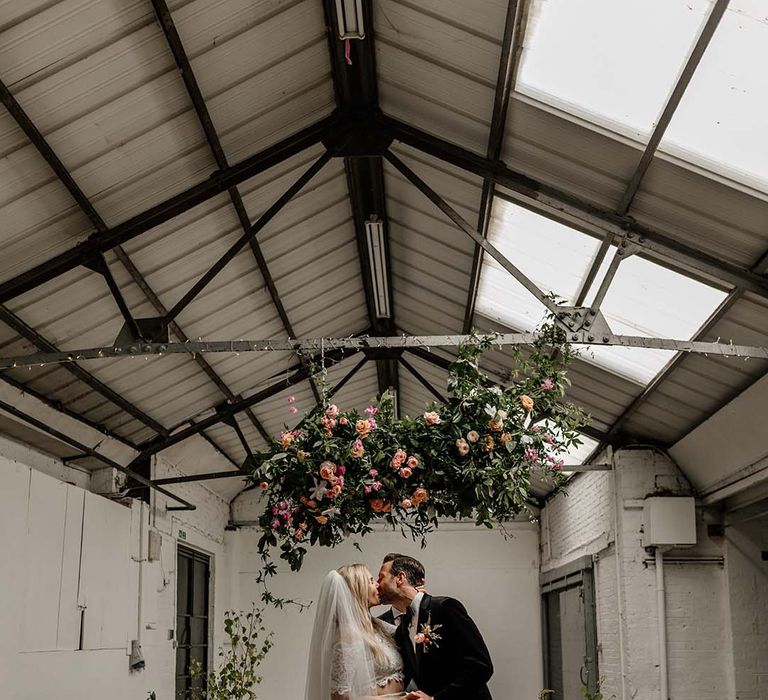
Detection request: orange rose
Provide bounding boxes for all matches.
[483,435,495,452]
[314,515,329,525]
[319,461,336,481]
[330,484,343,498]
[520,395,534,412]
[294,530,305,541]
[488,418,504,432]
[355,419,371,438]
[370,499,386,513]
[412,487,429,505]
[499,433,513,445]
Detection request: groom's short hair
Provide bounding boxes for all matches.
[389,555,425,587]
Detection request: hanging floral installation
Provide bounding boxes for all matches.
[246,319,587,600]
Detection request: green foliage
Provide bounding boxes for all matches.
[189,606,274,700]
[248,319,588,604]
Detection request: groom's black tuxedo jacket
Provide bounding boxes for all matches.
[395,594,493,700]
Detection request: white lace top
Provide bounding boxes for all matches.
[330,620,404,693]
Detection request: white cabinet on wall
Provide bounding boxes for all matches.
[20,468,132,652]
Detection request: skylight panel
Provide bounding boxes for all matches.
[517,0,713,139]
[661,0,768,191]
[476,198,601,330]
[476,200,727,387]
[584,255,727,384]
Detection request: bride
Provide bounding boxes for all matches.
[305,564,406,700]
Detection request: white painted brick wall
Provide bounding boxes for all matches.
[542,448,735,700]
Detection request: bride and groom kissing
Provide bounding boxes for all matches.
[305,553,494,700]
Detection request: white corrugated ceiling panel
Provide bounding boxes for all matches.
[385,143,481,336]
[376,0,506,154]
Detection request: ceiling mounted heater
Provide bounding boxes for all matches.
[335,0,365,40]
[365,216,390,319]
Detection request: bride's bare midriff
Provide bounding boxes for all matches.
[377,679,404,696]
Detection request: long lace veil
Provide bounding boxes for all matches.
[304,570,377,700]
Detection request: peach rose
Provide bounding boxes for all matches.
[294,530,305,541]
[414,633,426,644]
[406,455,419,469]
[314,515,329,525]
[488,418,504,432]
[423,411,442,425]
[278,431,293,448]
[499,432,513,445]
[399,467,413,479]
[520,395,534,412]
[466,430,480,443]
[319,462,336,481]
[390,448,407,468]
[339,416,349,425]
[456,438,469,456]
[483,435,495,452]
[330,484,343,498]
[307,499,318,509]
[400,499,413,509]
[297,450,310,460]
[355,419,371,438]
[412,488,429,505]
[349,439,365,458]
[369,499,386,513]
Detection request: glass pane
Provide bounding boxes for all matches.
[586,255,727,384]
[476,198,600,331]
[662,0,768,191]
[192,559,209,617]
[175,646,188,676]
[177,554,190,614]
[518,0,713,139]
[190,618,208,646]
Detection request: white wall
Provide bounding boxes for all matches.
[0,452,233,700]
[542,449,737,700]
[228,518,544,700]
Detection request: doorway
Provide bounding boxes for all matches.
[541,556,599,699]
[176,545,211,700]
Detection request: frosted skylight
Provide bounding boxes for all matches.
[662,0,768,191]
[517,0,713,140]
[476,198,600,330]
[476,199,728,386]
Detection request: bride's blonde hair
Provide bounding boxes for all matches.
[337,563,396,667]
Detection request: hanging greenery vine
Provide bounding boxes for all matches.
[245,319,587,604]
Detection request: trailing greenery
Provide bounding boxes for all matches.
[246,319,587,604]
[189,606,274,700]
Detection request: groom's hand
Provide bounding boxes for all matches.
[405,692,432,700]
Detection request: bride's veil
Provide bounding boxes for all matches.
[305,570,378,700]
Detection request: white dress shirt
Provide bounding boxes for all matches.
[407,591,424,651]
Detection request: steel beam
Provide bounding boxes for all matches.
[380,115,768,299]
[132,346,354,463]
[153,470,245,486]
[0,305,168,436]
[0,114,337,304]
[399,356,447,404]
[617,0,729,215]
[151,0,321,403]
[385,149,562,316]
[157,150,333,335]
[0,396,195,510]
[464,0,528,333]
[322,0,399,398]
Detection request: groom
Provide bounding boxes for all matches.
[377,554,494,700]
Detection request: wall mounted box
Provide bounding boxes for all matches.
[642,496,696,547]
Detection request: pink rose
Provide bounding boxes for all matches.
[339,416,349,425]
[524,448,539,463]
[288,406,298,414]
[423,411,441,425]
[364,485,372,495]
[365,406,378,416]
[541,378,555,391]
[399,467,413,479]
[271,519,281,530]
[260,481,269,490]
[336,465,346,476]
[326,404,339,418]
[414,633,426,644]
[372,481,382,491]
[400,499,413,509]
[406,456,419,469]
[369,468,378,477]
[287,395,295,403]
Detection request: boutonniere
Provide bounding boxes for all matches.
[414,617,442,653]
